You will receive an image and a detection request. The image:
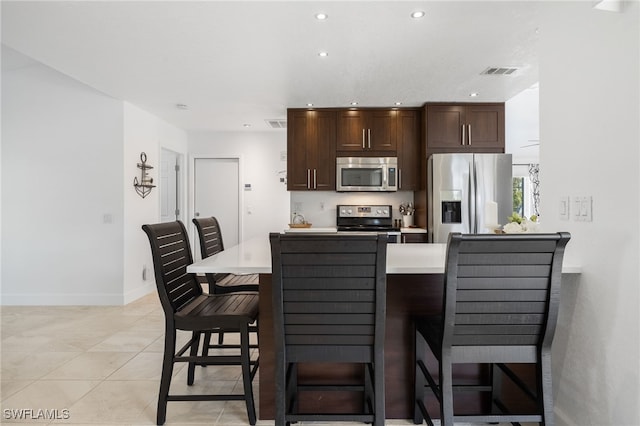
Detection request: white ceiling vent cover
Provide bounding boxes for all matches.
[481,67,519,76]
[266,119,287,129]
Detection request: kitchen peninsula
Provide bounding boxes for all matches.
[187,236,580,419]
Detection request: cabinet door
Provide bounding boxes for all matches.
[368,110,397,151]
[337,110,366,151]
[314,111,337,190]
[397,109,420,190]
[426,105,465,149]
[287,110,313,190]
[401,233,428,243]
[465,104,505,149]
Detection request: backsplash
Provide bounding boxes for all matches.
[290,191,414,227]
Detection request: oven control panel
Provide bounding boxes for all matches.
[337,205,392,218]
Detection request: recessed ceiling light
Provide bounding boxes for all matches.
[350,102,358,106]
[469,92,479,97]
[315,13,328,20]
[318,51,328,57]
[243,123,251,128]
[307,103,314,107]
[176,103,189,110]
[411,11,425,19]
[395,102,402,106]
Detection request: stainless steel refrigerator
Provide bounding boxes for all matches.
[428,153,513,243]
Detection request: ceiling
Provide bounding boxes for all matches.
[1,1,543,132]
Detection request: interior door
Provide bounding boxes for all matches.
[193,157,240,258]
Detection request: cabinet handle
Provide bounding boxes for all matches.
[368,129,371,149]
[313,169,317,189]
[307,169,311,189]
[461,124,465,146]
[362,129,366,149]
[399,169,402,189]
[468,124,472,145]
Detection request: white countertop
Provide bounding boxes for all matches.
[284,227,427,234]
[187,236,581,275]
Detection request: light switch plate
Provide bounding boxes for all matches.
[580,196,593,221]
[573,196,593,222]
[559,196,569,221]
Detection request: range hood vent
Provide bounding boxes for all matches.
[481,67,519,76]
[266,119,287,129]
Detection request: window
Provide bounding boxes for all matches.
[512,164,539,219]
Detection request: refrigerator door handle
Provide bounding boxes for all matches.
[469,160,476,233]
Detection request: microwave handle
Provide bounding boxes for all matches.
[399,168,402,189]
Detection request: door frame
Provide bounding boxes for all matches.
[189,153,245,256]
[159,148,184,223]
[158,147,186,222]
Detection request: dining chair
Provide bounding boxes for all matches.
[413,232,570,426]
[269,232,388,426]
[142,221,258,425]
[192,216,259,294]
[192,216,259,349]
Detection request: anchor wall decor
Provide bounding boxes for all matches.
[133,152,156,199]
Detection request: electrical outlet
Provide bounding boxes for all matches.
[320,202,325,211]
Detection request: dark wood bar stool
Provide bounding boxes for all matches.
[414,232,570,426]
[192,216,259,295]
[142,221,258,425]
[192,216,259,350]
[270,232,388,426]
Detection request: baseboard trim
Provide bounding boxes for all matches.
[0,292,124,306]
[123,282,155,304]
[555,405,574,426]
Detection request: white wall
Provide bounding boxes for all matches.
[188,131,289,241]
[1,47,188,305]
[505,84,540,164]
[2,47,124,304]
[123,103,188,304]
[539,3,639,425]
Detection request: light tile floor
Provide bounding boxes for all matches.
[1,293,416,425]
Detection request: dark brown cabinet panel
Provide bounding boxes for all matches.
[401,232,428,243]
[425,103,504,152]
[397,109,421,190]
[287,109,336,191]
[337,109,397,153]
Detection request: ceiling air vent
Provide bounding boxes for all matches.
[481,67,519,76]
[266,119,287,129]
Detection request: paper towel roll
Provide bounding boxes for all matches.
[484,201,498,228]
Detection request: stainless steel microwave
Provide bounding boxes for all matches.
[336,157,398,192]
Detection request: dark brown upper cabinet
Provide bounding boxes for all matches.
[287,109,337,191]
[337,109,397,153]
[397,109,421,190]
[425,103,505,153]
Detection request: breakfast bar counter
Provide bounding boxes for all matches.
[187,236,580,419]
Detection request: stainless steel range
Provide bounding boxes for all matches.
[337,204,400,242]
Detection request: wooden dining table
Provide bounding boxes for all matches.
[187,235,580,419]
